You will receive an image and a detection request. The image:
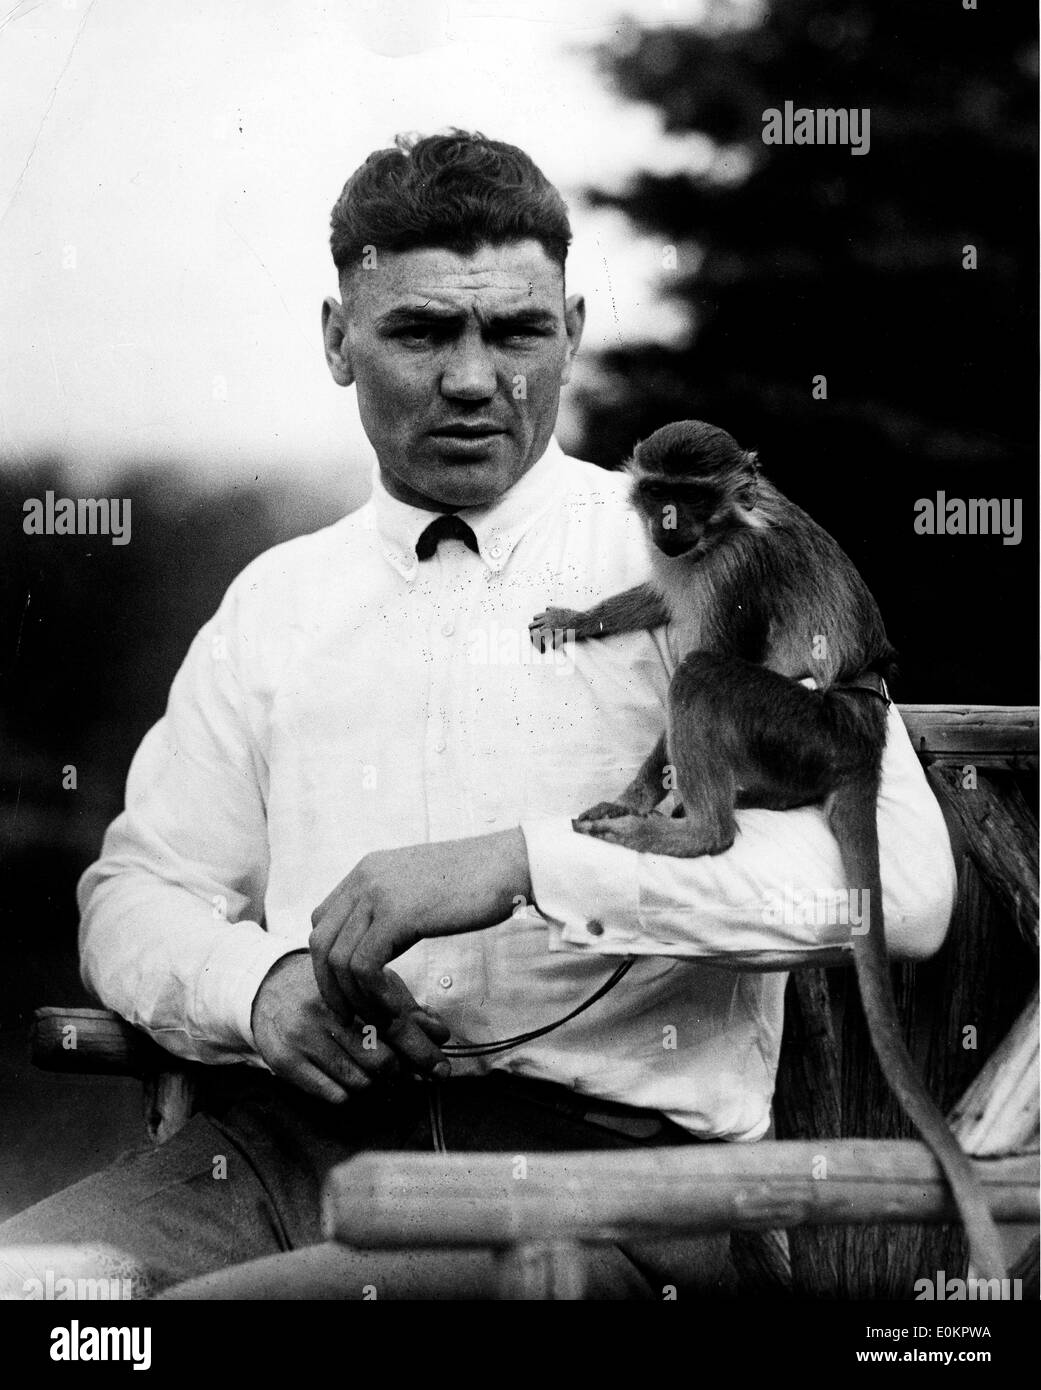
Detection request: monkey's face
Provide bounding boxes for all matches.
[634,476,733,561]
[630,422,759,561]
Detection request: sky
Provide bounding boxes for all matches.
[0,0,717,500]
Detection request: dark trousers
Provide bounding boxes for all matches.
[0,1070,736,1299]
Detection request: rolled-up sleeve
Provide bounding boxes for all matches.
[77,596,299,1064]
[521,702,956,969]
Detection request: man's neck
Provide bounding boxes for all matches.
[378,471,464,511]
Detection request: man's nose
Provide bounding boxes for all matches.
[441,338,497,400]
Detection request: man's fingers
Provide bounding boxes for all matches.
[351,984,451,1071]
[373,971,449,1074]
[337,1023,400,1078]
[311,887,453,1077]
[383,1012,450,1078]
[414,1006,451,1045]
[310,911,358,1022]
[310,1035,375,1093]
[282,1057,350,1106]
[323,899,384,1020]
[334,927,416,1028]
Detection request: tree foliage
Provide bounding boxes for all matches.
[578,0,1037,700]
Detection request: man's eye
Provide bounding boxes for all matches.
[390,323,456,345]
[496,327,550,345]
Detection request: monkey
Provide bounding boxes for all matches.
[528,419,1006,1282]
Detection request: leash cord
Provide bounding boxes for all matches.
[442,957,636,1058]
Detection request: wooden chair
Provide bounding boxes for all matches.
[30,704,1040,1298]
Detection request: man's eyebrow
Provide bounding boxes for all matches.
[484,308,559,330]
[375,305,465,329]
[374,305,560,331]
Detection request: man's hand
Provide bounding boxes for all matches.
[250,951,449,1101]
[309,829,533,1043]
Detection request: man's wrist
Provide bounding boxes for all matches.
[493,827,534,915]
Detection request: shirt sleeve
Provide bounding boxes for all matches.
[520,702,957,969]
[77,592,299,1065]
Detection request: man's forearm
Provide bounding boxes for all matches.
[307,828,535,1025]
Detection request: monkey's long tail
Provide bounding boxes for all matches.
[827,776,1007,1283]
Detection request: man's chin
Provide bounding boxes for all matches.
[418,449,522,507]
[378,437,536,510]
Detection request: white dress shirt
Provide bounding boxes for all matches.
[78,439,956,1140]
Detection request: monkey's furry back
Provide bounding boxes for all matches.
[649,475,896,689]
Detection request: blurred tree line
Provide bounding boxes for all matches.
[0,467,341,1022]
[578,0,1037,702]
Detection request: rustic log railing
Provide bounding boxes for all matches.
[321,1144,1038,1300]
[29,703,1041,1298]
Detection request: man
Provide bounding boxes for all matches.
[0,131,955,1299]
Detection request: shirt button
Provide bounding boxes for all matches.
[489,543,502,559]
[435,739,447,753]
[438,974,453,990]
[441,620,455,637]
[586,919,605,937]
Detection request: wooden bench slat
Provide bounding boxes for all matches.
[322,1143,1039,1248]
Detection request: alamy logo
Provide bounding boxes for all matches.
[50,1320,151,1371]
[467,622,575,674]
[22,491,131,545]
[914,1270,1022,1301]
[913,494,1022,546]
[761,101,870,155]
[762,883,870,933]
[24,1271,132,1300]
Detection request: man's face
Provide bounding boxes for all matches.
[322,240,585,510]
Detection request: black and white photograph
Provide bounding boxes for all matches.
[0,0,1037,1360]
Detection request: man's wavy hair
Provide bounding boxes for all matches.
[330,130,572,280]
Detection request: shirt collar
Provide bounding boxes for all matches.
[369,437,568,580]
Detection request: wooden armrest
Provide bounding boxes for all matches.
[899,704,1039,770]
[31,1006,173,1077]
[322,1142,1039,1249]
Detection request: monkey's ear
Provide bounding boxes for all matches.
[738,450,761,507]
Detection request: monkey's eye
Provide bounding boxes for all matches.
[641,484,677,503]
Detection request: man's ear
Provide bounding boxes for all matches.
[559,292,586,385]
[322,297,354,387]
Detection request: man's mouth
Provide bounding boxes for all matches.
[429,423,506,440]
[428,424,508,458]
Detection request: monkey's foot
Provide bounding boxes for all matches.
[574,813,735,858]
[528,607,584,651]
[573,814,668,851]
[574,801,638,823]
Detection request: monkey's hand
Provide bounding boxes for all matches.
[573,801,639,824]
[528,607,586,652]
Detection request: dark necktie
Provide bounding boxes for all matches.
[415,513,480,561]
